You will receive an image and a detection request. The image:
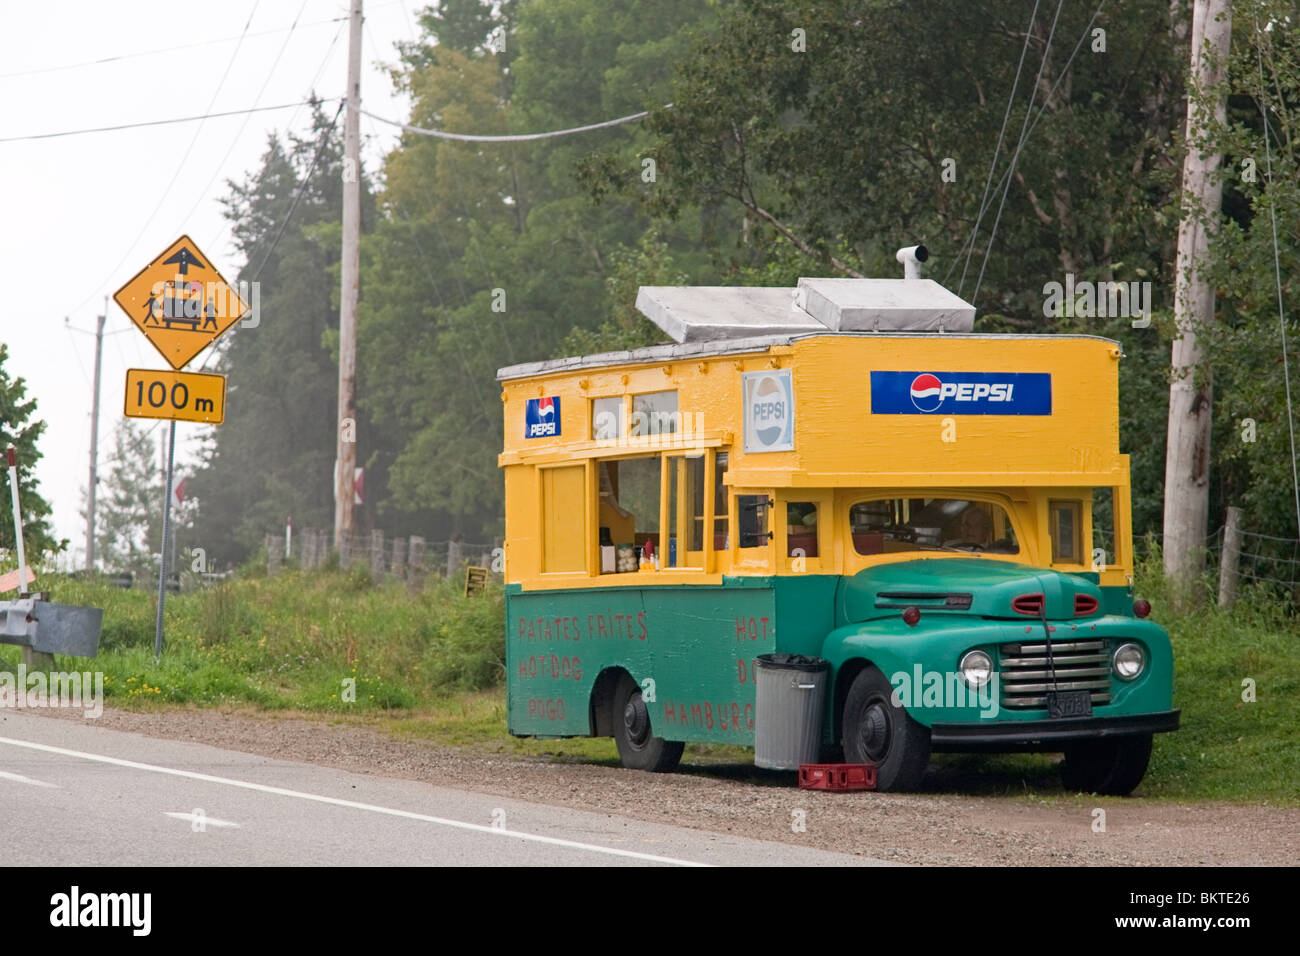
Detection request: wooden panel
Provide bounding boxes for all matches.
[542,465,586,573]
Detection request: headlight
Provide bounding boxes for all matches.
[1113,642,1145,681]
[959,650,993,688]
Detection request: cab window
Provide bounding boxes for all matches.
[849,497,1019,556]
[1049,500,1082,563]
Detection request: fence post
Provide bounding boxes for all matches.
[407,535,427,593]
[391,535,407,578]
[266,534,282,575]
[447,536,463,579]
[370,529,385,578]
[1218,506,1244,609]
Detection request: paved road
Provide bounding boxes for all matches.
[0,712,880,866]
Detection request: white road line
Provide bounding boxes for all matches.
[0,735,708,866]
[164,812,240,829]
[0,769,58,788]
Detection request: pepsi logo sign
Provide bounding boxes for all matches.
[524,396,561,438]
[872,371,1051,416]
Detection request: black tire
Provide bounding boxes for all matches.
[1060,734,1152,796]
[612,676,683,772]
[842,666,931,792]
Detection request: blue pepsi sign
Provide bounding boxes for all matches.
[525,396,561,437]
[870,371,1052,415]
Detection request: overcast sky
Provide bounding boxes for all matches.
[1,0,419,566]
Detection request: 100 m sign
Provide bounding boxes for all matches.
[124,369,226,425]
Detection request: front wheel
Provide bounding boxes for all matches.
[1060,734,1152,796]
[612,676,683,772]
[842,666,930,791]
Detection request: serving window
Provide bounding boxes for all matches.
[594,448,722,574]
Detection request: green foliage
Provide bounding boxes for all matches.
[1194,2,1300,536]
[0,343,62,559]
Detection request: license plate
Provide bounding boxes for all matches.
[1047,689,1092,718]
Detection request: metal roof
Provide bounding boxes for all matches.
[496,330,1123,382]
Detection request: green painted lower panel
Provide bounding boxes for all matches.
[506,581,779,744]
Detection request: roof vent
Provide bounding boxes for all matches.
[896,244,929,280]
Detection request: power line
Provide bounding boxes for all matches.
[198,101,346,373]
[944,0,1107,290]
[53,1,266,331]
[958,0,1042,297]
[205,18,349,259]
[971,0,1067,306]
[359,104,666,142]
[178,0,317,238]
[0,99,325,144]
[1255,17,1300,537]
[0,14,346,80]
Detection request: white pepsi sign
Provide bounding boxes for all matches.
[743,369,794,452]
[871,371,1052,415]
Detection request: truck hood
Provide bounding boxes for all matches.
[840,557,1105,623]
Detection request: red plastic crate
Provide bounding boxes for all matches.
[798,763,877,791]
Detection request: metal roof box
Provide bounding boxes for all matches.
[634,286,825,343]
[796,277,975,332]
[636,275,976,344]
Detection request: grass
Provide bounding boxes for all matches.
[0,567,504,712]
[3,557,1296,804]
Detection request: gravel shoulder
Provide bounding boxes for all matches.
[23,705,1298,866]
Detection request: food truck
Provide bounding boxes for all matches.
[497,248,1179,793]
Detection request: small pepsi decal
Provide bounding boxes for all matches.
[870,371,1052,415]
[525,396,561,437]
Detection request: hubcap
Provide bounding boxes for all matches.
[623,693,650,747]
[859,699,891,762]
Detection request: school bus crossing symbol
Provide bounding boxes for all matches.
[113,234,249,370]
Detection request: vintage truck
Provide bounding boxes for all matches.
[496,250,1178,793]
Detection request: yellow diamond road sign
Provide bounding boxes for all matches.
[113,235,249,370]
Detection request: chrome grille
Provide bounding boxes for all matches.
[999,639,1112,709]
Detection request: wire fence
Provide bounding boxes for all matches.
[1131,524,1300,599]
[267,527,501,590]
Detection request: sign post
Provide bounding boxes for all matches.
[114,235,245,660]
[154,422,176,659]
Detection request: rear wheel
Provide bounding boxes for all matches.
[842,666,930,792]
[612,676,683,772]
[1060,734,1152,796]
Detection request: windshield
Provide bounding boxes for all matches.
[849,497,1020,556]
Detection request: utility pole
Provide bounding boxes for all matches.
[334,0,363,551]
[84,303,106,571]
[1163,0,1231,594]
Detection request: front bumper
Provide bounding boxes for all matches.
[929,709,1180,752]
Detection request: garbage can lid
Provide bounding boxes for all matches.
[756,653,829,671]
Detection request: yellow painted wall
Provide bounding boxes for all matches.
[500,334,1131,589]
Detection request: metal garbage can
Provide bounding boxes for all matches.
[754,653,830,770]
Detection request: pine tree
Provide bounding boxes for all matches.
[0,343,63,562]
[95,419,162,579]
